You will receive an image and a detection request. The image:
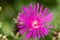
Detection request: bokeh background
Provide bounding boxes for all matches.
[0,0,60,40]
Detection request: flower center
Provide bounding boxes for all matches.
[32,20,39,28]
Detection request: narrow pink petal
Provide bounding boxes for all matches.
[40,27,49,35]
[19,12,27,21]
[19,28,27,34]
[32,29,36,38]
[39,28,44,38]
[17,25,24,28]
[39,27,44,38]
[46,24,54,28]
[37,3,39,14]
[40,31,44,38]
[34,3,39,14]
[45,13,54,22]
[42,8,48,14]
[28,4,34,14]
[40,5,43,13]
[41,13,54,23]
[25,30,32,38]
[37,29,41,38]
[44,9,50,16]
[43,27,50,33]
[34,4,36,13]
[23,6,30,15]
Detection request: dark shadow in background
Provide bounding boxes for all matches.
[0,0,15,11]
[0,0,14,4]
[0,0,58,11]
[0,0,16,19]
[36,0,57,8]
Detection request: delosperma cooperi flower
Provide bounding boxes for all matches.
[17,3,54,39]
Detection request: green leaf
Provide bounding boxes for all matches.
[44,34,53,40]
[7,35,18,40]
[39,33,53,40]
[1,20,15,35]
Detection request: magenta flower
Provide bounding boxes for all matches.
[17,3,54,39]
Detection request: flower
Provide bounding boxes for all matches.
[17,3,54,39]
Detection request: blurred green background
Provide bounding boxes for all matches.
[0,0,60,40]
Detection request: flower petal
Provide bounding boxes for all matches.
[43,9,50,16]
[38,27,44,38]
[32,29,37,38]
[28,4,34,14]
[41,13,54,23]
[46,24,54,28]
[37,29,41,38]
[42,8,48,15]
[23,6,30,15]
[40,5,43,13]
[17,24,23,28]
[18,12,27,21]
[25,30,32,38]
[40,31,44,38]
[45,13,54,22]
[40,27,49,36]
[34,3,39,14]
[19,28,27,34]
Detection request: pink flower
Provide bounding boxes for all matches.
[17,3,54,39]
